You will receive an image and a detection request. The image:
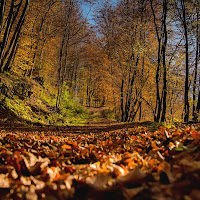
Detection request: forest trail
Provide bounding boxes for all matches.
[86,107,115,125]
[0,106,154,133]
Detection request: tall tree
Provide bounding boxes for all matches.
[182,0,190,122]
[174,0,190,122]
[150,0,168,122]
[192,1,200,120]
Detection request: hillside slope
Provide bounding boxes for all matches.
[0,72,88,126]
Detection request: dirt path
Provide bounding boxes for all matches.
[0,106,154,133]
[86,107,114,124]
[0,120,153,134]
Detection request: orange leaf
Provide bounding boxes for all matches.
[89,144,94,152]
[62,144,72,150]
[148,159,160,168]
[123,152,132,158]
[151,141,158,149]
[191,131,200,140]
[51,136,58,143]
[124,157,132,165]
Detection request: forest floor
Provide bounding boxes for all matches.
[0,109,200,199]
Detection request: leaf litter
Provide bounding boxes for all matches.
[0,124,200,199]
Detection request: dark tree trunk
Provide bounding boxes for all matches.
[161,0,168,122]
[197,89,200,113]
[56,29,66,109]
[193,11,199,121]
[181,0,190,122]
[139,101,142,121]
[124,70,136,122]
[150,0,162,122]
[151,0,168,122]
[121,78,124,122]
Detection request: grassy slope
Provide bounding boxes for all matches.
[0,72,89,126]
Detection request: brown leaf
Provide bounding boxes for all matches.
[118,166,146,187]
[0,174,10,188]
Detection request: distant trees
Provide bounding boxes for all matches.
[56,0,77,109]
[93,0,200,122]
[56,0,90,109]
[13,0,92,110]
[96,0,170,122]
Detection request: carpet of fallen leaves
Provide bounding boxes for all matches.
[0,124,200,200]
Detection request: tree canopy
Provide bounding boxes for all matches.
[0,0,200,123]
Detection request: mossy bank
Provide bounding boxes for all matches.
[0,72,89,126]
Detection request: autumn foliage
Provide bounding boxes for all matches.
[0,0,200,124]
[1,1,200,198]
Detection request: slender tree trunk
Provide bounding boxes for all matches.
[161,0,168,122]
[124,70,136,122]
[124,56,139,122]
[129,101,141,122]
[56,28,66,109]
[139,57,145,122]
[110,63,117,115]
[124,66,132,122]
[121,77,124,122]
[193,11,199,120]
[139,101,142,121]
[197,88,200,113]
[150,0,162,122]
[181,0,190,122]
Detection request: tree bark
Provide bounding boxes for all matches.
[121,77,124,122]
[161,0,168,122]
[193,10,199,120]
[150,0,162,122]
[181,0,190,122]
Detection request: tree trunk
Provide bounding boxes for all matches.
[150,0,162,122]
[121,77,124,122]
[161,0,168,122]
[181,0,190,122]
[193,10,199,120]
[124,70,136,122]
